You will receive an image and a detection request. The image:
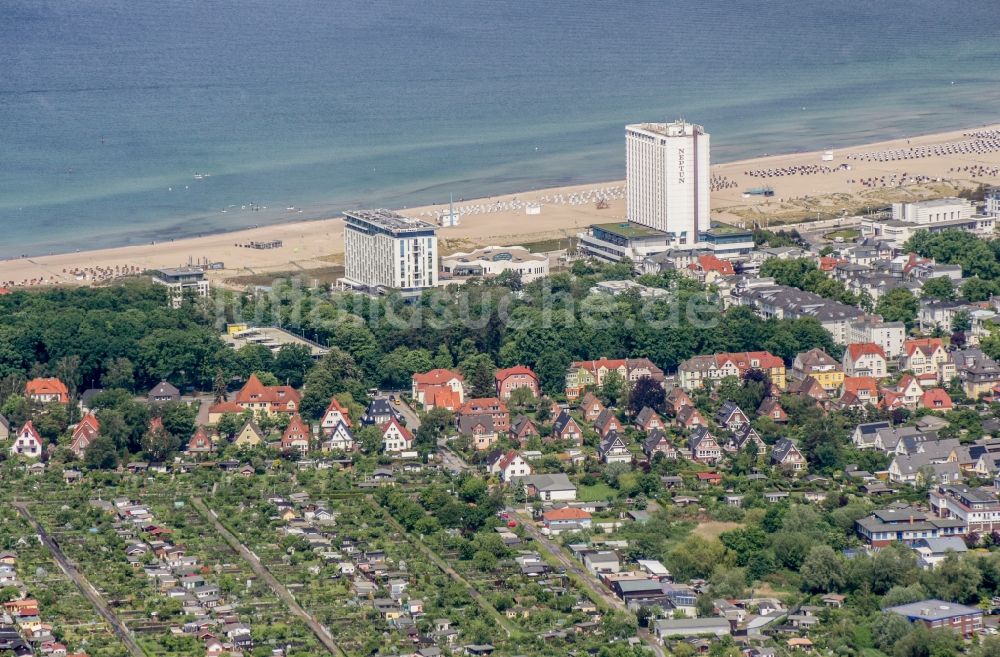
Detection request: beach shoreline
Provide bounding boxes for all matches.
[2,122,999,290]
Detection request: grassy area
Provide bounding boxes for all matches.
[578,482,616,502]
[824,228,861,240]
[523,236,577,253]
[593,221,663,238]
[691,520,743,540]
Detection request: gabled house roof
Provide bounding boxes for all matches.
[847,343,887,361]
[323,397,353,427]
[552,410,581,435]
[771,438,803,464]
[494,365,538,383]
[25,377,69,402]
[413,368,464,385]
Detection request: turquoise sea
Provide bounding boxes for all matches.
[2,0,1000,257]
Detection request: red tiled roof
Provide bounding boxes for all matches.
[542,508,591,521]
[843,376,878,395]
[380,416,414,442]
[904,337,945,357]
[495,365,538,382]
[690,254,735,275]
[209,400,243,414]
[234,373,301,408]
[413,368,464,385]
[25,377,69,402]
[324,397,352,427]
[921,388,953,410]
[846,343,886,361]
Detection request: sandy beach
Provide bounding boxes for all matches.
[3,124,999,290]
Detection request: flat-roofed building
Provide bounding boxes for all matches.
[626,121,710,242]
[342,209,438,293]
[440,245,548,283]
[885,599,983,638]
[152,266,210,308]
[855,506,967,547]
[892,198,975,224]
[929,484,1000,533]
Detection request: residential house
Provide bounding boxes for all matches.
[10,421,43,459]
[664,388,693,416]
[321,421,354,452]
[792,348,844,391]
[884,374,924,409]
[843,343,888,378]
[0,413,9,441]
[714,401,750,432]
[457,398,509,433]
[579,392,606,423]
[851,420,892,449]
[233,418,265,447]
[412,369,465,411]
[675,405,707,430]
[856,507,967,546]
[519,473,577,501]
[900,338,956,385]
[757,398,788,423]
[25,377,69,404]
[771,438,806,473]
[487,450,532,482]
[233,373,300,417]
[688,427,722,464]
[70,412,100,458]
[677,351,786,391]
[921,388,954,411]
[362,399,397,426]
[643,429,678,460]
[888,452,962,485]
[635,407,665,433]
[951,348,1000,398]
[541,508,592,535]
[321,397,352,434]
[187,426,214,454]
[594,409,623,438]
[929,484,1000,534]
[551,411,583,444]
[564,357,664,400]
[280,415,310,455]
[381,417,414,454]
[842,376,879,406]
[458,414,498,451]
[598,432,632,464]
[147,380,181,402]
[494,365,540,400]
[509,415,539,445]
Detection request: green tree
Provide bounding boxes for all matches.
[460,354,496,398]
[876,288,919,327]
[300,348,366,418]
[83,435,119,470]
[921,276,956,301]
[101,357,135,390]
[800,545,844,592]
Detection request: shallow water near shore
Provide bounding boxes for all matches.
[2,0,1000,257]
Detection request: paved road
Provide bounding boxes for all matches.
[14,502,146,657]
[190,497,346,657]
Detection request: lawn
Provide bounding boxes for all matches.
[577,482,616,502]
[823,228,860,240]
[691,520,744,540]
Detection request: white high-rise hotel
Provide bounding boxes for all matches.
[342,209,438,291]
[626,121,710,245]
